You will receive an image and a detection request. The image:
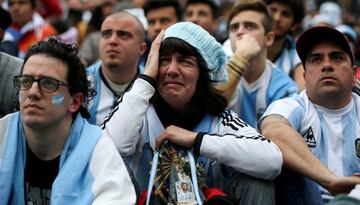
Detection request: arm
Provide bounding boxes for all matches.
[216,34,260,102]
[91,136,137,204]
[216,55,249,102]
[101,31,164,156]
[260,115,360,194]
[198,110,282,180]
[293,63,305,91]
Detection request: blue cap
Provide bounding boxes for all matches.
[164,22,228,82]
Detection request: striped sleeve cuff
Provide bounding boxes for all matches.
[193,132,206,156]
[137,74,156,88]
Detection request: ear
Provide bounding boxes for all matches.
[264,31,275,47]
[211,18,219,33]
[352,65,357,84]
[68,93,84,114]
[139,42,147,55]
[303,68,306,79]
[290,23,300,35]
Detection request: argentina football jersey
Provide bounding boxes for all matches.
[229,60,298,127]
[261,91,360,199]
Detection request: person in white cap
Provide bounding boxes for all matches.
[259,26,360,204]
[102,22,283,204]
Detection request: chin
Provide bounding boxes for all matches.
[22,116,47,129]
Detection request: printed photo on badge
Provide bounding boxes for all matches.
[176,180,196,204]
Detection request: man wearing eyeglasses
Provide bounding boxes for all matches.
[0,37,136,204]
[86,11,147,125]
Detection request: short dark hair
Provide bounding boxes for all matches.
[8,0,36,8]
[30,0,36,8]
[0,7,11,30]
[157,37,227,116]
[264,0,305,25]
[143,0,182,21]
[22,37,95,119]
[229,1,272,33]
[186,0,219,19]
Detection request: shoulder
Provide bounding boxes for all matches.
[86,61,102,72]
[284,35,296,49]
[0,112,18,127]
[268,64,298,93]
[0,112,19,140]
[0,52,22,70]
[216,108,251,130]
[269,64,295,84]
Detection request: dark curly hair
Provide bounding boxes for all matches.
[22,37,96,119]
[8,0,36,8]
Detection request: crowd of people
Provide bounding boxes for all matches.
[1,0,360,204]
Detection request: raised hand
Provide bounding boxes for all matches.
[233,33,261,62]
[143,30,164,80]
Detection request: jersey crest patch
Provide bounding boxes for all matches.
[302,127,316,148]
[355,139,360,158]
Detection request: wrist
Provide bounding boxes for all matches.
[227,55,249,76]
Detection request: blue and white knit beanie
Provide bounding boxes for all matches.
[163,22,228,82]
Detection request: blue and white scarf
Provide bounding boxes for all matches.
[0,112,102,204]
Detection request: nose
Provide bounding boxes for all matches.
[272,11,281,21]
[166,59,180,77]
[27,81,42,99]
[235,25,246,37]
[321,57,334,72]
[188,14,198,24]
[154,21,162,31]
[108,32,119,45]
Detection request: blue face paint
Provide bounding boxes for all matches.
[52,93,65,106]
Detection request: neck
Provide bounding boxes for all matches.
[154,97,206,130]
[244,52,267,84]
[309,92,353,109]
[267,37,286,62]
[102,64,137,85]
[24,115,73,160]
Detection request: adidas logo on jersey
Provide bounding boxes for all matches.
[302,127,316,148]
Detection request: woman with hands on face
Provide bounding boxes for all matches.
[102,22,283,204]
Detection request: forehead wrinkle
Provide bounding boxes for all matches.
[106,12,145,41]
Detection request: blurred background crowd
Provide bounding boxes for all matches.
[0,0,359,63]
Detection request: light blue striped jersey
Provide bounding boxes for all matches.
[273,35,302,76]
[229,60,298,127]
[261,91,360,198]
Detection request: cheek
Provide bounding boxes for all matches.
[52,93,65,106]
[187,73,199,91]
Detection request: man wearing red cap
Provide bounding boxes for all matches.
[259,26,360,204]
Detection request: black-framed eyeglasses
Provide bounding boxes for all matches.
[13,75,70,93]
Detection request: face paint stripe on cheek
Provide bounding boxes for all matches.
[52,93,65,106]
